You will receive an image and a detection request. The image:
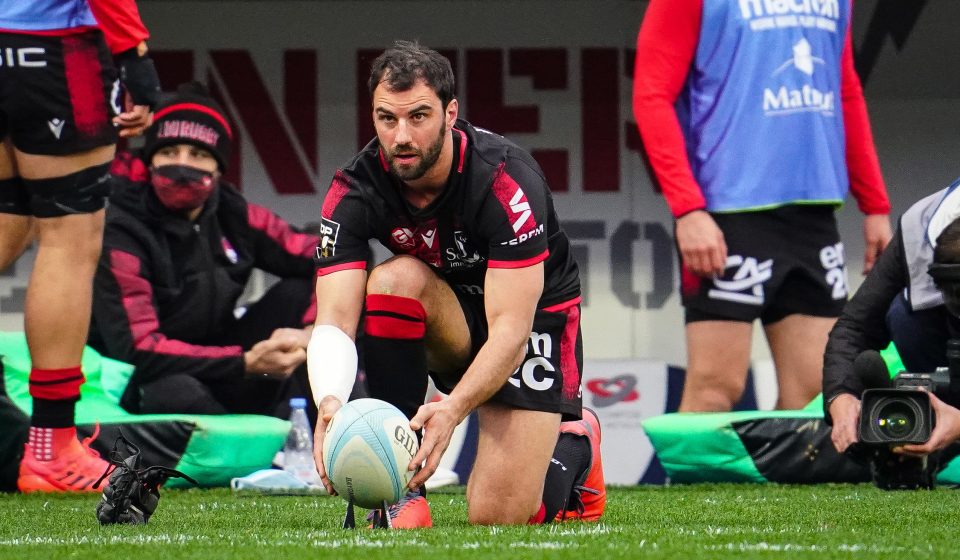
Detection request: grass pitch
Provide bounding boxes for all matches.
[0,484,958,559]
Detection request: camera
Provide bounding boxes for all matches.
[856,341,960,445]
[852,341,960,489]
[858,373,940,445]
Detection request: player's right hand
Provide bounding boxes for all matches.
[314,396,343,495]
[829,393,861,453]
[675,210,727,277]
[243,339,306,378]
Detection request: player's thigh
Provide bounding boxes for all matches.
[0,139,33,268]
[466,402,561,525]
[15,145,115,181]
[684,319,753,382]
[0,136,15,179]
[764,314,835,379]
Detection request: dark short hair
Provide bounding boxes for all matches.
[368,40,455,109]
[935,218,960,264]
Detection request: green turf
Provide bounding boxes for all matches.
[0,484,958,559]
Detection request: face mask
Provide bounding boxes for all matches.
[150,164,216,211]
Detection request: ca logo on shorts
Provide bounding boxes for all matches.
[707,255,773,306]
[509,332,556,391]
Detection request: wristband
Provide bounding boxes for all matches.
[116,49,161,109]
[307,325,358,406]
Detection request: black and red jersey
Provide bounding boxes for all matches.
[89,152,319,386]
[316,119,580,309]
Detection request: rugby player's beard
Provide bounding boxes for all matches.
[386,122,446,182]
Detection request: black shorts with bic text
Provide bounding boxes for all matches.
[0,30,119,156]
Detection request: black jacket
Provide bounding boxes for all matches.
[822,228,960,420]
[90,153,318,393]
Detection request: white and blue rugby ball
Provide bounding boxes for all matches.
[322,398,418,509]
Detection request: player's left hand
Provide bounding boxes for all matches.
[407,399,465,491]
[114,95,152,138]
[894,391,960,456]
[862,214,892,275]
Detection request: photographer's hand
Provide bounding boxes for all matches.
[895,392,960,456]
[829,393,861,453]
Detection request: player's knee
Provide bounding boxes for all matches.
[467,496,538,526]
[22,162,110,219]
[682,371,745,411]
[366,254,433,298]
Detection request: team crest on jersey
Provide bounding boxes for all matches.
[316,217,340,259]
[391,227,416,250]
[445,231,482,269]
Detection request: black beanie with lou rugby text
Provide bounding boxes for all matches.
[142,82,233,171]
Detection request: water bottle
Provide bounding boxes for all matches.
[283,398,322,486]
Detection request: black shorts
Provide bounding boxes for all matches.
[680,205,848,325]
[0,31,119,155]
[432,292,584,421]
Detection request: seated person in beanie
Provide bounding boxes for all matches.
[88,82,320,420]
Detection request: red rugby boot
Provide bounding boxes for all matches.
[367,488,433,529]
[18,426,113,493]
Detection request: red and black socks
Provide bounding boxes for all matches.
[363,294,429,421]
[28,366,83,461]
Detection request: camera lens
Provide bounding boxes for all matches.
[875,401,916,439]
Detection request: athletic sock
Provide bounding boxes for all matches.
[363,294,429,420]
[28,366,83,459]
[539,433,592,522]
[27,426,80,461]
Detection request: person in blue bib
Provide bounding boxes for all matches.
[633,0,893,411]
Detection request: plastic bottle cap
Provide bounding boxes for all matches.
[289,397,307,409]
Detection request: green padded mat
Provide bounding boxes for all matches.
[643,343,960,485]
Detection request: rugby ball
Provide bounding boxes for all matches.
[322,398,418,508]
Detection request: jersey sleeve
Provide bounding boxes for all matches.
[86,0,150,54]
[480,156,550,268]
[632,0,705,218]
[314,170,373,276]
[840,25,891,215]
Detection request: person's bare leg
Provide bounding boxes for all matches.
[465,403,561,525]
[15,146,115,494]
[679,321,753,412]
[765,314,835,410]
[16,145,113,369]
[0,140,33,270]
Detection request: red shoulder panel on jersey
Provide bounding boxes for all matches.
[322,171,351,219]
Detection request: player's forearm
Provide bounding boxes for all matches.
[445,322,529,421]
